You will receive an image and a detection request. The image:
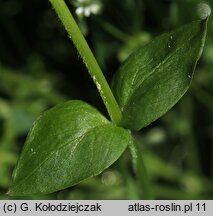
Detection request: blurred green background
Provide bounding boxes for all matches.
[0,0,212,200]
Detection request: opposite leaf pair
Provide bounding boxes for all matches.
[8,9,208,195]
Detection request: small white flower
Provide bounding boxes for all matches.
[84,7,91,17]
[73,0,102,18]
[89,4,101,14]
[76,7,84,16]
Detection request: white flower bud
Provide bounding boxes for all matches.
[197,3,211,19]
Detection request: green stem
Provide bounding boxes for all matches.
[180,96,201,174]
[97,19,132,43]
[49,0,122,125]
[0,99,15,151]
[129,139,154,199]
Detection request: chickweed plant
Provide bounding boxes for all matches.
[8,0,211,199]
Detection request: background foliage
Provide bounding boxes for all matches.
[0,0,212,199]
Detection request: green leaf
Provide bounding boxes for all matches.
[112,19,208,131]
[9,100,132,195]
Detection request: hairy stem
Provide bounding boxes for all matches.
[49,0,122,125]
